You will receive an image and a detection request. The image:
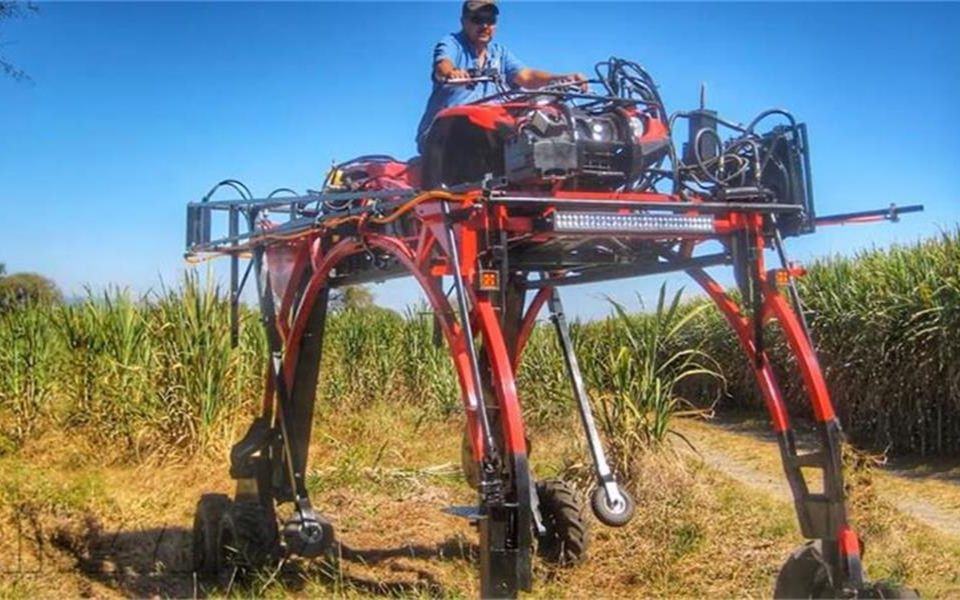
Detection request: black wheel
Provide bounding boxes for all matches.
[535,480,589,566]
[773,541,832,598]
[774,541,921,599]
[192,493,231,577]
[590,485,636,527]
[217,499,280,584]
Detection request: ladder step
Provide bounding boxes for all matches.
[788,451,826,468]
[441,505,483,521]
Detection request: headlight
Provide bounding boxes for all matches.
[628,116,645,140]
[575,115,618,142]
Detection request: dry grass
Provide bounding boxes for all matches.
[674,414,960,597]
[3,403,958,599]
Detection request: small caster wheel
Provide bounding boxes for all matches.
[535,479,589,565]
[590,485,635,527]
[192,493,231,578]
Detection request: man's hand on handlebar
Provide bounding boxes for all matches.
[549,73,589,92]
[446,68,472,81]
[435,59,492,84]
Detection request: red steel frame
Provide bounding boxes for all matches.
[239,187,865,596]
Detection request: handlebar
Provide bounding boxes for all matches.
[444,73,592,94]
[445,76,499,85]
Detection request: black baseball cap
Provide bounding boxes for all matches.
[462,0,499,16]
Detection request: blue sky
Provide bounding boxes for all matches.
[2,2,958,319]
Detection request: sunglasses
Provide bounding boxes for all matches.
[469,14,497,26]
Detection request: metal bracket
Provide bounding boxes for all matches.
[282,497,335,558]
[229,416,272,479]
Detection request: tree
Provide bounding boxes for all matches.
[0,271,62,310]
[0,1,38,83]
[329,285,374,312]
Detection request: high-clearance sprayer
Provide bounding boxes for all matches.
[184,58,922,598]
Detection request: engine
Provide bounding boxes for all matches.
[504,106,669,188]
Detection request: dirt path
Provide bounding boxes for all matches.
[673,416,960,539]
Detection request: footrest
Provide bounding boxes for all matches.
[442,505,483,522]
[229,416,273,479]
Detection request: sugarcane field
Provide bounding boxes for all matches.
[1,2,959,599]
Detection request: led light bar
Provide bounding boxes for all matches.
[552,211,716,234]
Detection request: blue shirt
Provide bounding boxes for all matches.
[415,31,526,151]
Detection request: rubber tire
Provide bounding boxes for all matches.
[217,499,279,585]
[590,485,636,528]
[773,541,832,599]
[535,480,589,566]
[192,493,231,578]
[774,541,921,599]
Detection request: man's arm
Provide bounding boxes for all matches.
[434,59,470,82]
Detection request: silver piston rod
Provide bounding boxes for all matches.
[440,201,502,495]
[546,287,627,511]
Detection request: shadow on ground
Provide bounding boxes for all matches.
[43,512,476,598]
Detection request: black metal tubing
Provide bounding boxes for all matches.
[248,220,334,558]
[287,286,330,494]
[229,208,240,348]
[522,252,729,289]
[815,203,924,225]
[251,244,303,502]
[440,201,501,483]
[327,262,410,288]
[548,289,620,497]
[800,123,816,228]
[770,217,814,343]
[187,192,421,254]
[189,214,319,253]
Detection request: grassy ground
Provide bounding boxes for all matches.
[2,403,959,598]
[673,415,960,596]
[673,414,960,536]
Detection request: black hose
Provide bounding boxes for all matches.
[204,179,253,202]
[746,108,797,133]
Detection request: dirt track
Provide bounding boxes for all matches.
[674,416,960,539]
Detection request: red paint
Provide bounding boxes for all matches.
[435,104,516,131]
[839,526,861,557]
[764,280,836,423]
[639,116,669,143]
[690,268,791,433]
[475,298,528,454]
[274,241,312,342]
